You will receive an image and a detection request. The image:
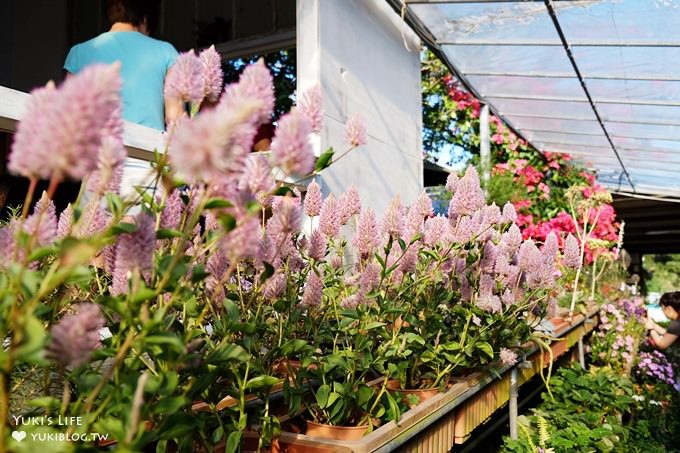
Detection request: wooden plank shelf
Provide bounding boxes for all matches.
[275,308,600,453]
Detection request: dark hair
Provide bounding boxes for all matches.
[107,0,160,33]
[660,291,680,312]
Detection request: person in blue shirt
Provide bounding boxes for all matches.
[64,0,181,197]
[65,0,180,130]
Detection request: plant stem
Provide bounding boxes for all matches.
[0,372,7,453]
[74,332,135,431]
[20,177,38,219]
[60,376,71,415]
[46,176,61,200]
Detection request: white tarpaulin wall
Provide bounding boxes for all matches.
[401,0,680,198]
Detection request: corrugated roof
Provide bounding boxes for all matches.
[392,0,680,199]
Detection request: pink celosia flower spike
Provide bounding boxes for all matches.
[318,194,341,237]
[501,202,517,224]
[221,216,261,261]
[222,58,275,124]
[381,196,405,239]
[445,172,459,193]
[270,109,315,176]
[424,216,450,246]
[264,272,286,301]
[563,233,582,269]
[344,113,367,147]
[9,64,122,182]
[354,208,380,259]
[199,45,224,102]
[448,166,486,219]
[169,98,261,183]
[339,185,361,224]
[8,82,57,180]
[57,204,74,239]
[241,154,275,204]
[304,180,323,217]
[47,304,105,368]
[24,192,58,247]
[308,229,327,261]
[543,232,559,264]
[499,348,518,367]
[301,270,324,307]
[87,136,126,195]
[164,51,204,105]
[111,212,156,295]
[160,189,184,230]
[298,85,324,133]
[268,196,302,237]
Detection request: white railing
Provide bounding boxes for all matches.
[0,85,163,161]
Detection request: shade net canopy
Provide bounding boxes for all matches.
[403,0,680,198]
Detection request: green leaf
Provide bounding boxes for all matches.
[145,333,187,354]
[151,396,188,414]
[280,339,309,356]
[245,375,279,391]
[245,200,262,215]
[130,286,157,304]
[357,385,374,408]
[259,262,275,283]
[208,344,250,365]
[219,214,237,232]
[156,228,182,239]
[225,431,242,453]
[326,391,341,409]
[364,321,386,331]
[222,299,240,323]
[110,222,137,235]
[272,186,295,197]
[477,342,494,359]
[26,397,60,410]
[328,399,345,422]
[316,384,331,408]
[28,245,58,262]
[15,314,47,365]
[204,198,234,209]
[105,193,125,216]
[315,147,334,172]
[191,264,210,283]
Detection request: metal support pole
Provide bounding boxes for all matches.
[509,367,519,440]
[480,103,490,193]
[578,337,585,368]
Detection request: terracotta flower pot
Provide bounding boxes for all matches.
[273,359,302,376]
[305,420,369,441]
[385,379,440,408]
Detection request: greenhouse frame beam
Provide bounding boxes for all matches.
[406,0,543,3]
[465,70,680,82]
[521,128,680,143]
[504,112,680,127]
[439,39,680,47]
[480,104,491,189]
[487,93,680,108]
[536,141,680,155]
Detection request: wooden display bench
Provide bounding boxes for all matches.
[274,307,600,453]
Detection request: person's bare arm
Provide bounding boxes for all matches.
[165,97,184,129]
[650,330,678,350]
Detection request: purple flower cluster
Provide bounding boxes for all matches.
[636,351,675,386]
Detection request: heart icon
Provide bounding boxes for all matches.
[12,431,26,442]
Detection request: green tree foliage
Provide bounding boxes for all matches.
[643,254,680,294]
